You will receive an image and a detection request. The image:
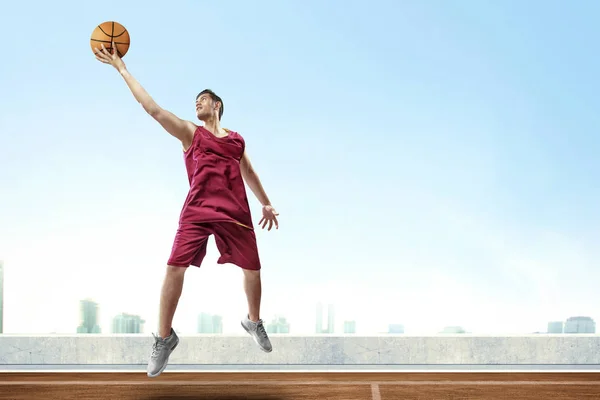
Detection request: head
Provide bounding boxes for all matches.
[195,89,224,122]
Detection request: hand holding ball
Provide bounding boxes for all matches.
[91,21,130,70]
[90,21,130,57]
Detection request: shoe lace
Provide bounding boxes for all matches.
[256,320,268,339]
[151,333,167,358]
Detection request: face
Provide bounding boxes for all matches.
[195,94,220,121]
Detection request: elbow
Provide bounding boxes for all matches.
[246,166,258,178]
[146,106,161,118]
[242,167,256,182]
[141,101,161,117]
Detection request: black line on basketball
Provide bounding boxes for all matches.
[110,22,114,52]
[111,30,127,38]
[98,25,111,37]
[90,39,129,45]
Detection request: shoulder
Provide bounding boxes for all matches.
[224,128,245,142]
[224,127,241,136]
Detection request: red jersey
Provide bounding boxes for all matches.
[180,126,253,229]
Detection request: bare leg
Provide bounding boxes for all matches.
[243,269,262,322]
[240,268,271,352]
[158,265,187,338]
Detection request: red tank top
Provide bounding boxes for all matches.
[179,126,253,229]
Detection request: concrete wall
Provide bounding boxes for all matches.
[0,335,599,365]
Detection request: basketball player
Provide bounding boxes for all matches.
[94,43,279,377]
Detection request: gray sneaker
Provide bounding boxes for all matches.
[241,315,272,353]
[147,328,179,377]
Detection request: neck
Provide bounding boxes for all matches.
[202,117,222,135]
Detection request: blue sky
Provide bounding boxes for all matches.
[1,0,599,334]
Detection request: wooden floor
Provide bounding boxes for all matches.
[1,372,599,399]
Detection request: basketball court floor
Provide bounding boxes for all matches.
[1,371,599,399]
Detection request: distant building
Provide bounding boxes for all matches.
[388,324,404,334]
[112,313,145,333]
[316,303,335,333]
[564,316,595,334]
[441,326,466,334]
[77,299,101,333]
[547,321,563,333]
[267,316,290,334]
[197,313,223,333]
[343,320,356,334]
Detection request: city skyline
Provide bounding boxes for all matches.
[22,292,600,335]
[0,258,598,335]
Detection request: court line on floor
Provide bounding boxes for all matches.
[1,380,600,386]
[371,383,381,400]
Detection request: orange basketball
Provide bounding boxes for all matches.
[90,21,130,58]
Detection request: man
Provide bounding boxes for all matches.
[95,43,279,377]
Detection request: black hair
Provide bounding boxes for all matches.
[196,89,224,120]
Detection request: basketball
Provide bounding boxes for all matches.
[90,21,130,58]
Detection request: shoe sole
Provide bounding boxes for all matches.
[241,321,272,353]
[147,340,179,378]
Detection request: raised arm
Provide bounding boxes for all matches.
[95,43,196,149]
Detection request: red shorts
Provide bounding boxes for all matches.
[167,222,261,270]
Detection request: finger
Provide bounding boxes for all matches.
[95,53,110,63]
[267,219,273,231]
[94,48,108,60]
[112,41,117,56]
[101,43,111,57]
[262,218,268,229]
[259,217,265,226]
[273,215,279,229]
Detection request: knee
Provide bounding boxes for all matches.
[242,268,261,279]
[166,264,187,276]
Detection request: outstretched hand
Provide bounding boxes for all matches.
[259,205,279,231]
[95,42,126,72]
